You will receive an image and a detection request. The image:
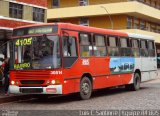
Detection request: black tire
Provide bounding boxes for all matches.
[79,76,92,100]
[125,73,141,91]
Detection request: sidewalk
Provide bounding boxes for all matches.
[0,86,31,104]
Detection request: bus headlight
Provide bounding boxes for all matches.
[51,80,60,85]
[51,80,56,84]
[11,81,15,85]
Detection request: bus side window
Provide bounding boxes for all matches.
[140,40,148,57]
[107,36,119,56]
[131,39,140,57]
[62,36,77,57]
[120,37,131,57]
[62,36,78,68]
[148,41,155,57]
[79,33,92,57]
[93,35,107,57]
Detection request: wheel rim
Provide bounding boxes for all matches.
[81,82,90,95]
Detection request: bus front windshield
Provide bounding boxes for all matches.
[12,35,61,70]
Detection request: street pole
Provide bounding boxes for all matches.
[100,6,113,29]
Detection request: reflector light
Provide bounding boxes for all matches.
[46,88,57,93]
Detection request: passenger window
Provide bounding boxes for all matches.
[148,41,155,57]
[140,40,148,57]
[107,36,119,56]
[79,33,92,57]
[93,35,107,56]
[120,37,131,56]
[62,36,77,57]
[131,39,140,57]
[108,37,117,47]
[62,36,78,68]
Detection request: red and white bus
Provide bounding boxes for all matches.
[9,23,157,99]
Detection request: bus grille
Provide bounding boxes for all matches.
[14,71,50,79]
[20,88,43,93]
[20,80,44,84]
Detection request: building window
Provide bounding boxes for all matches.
[134,18,139,29]
[157,25,160,33]
[79,0,88,6]
[150,23,156,32]
[9,3,23,19]
[146,0,151,5]
[138,0,145,3]
[140,20,146,30]
[33,7,45,22]
[52,0,60,8]
[127,16,133,29]
[79,18,89,26]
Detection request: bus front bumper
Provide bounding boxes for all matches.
[9,85,62,94]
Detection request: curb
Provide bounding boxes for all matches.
[0,95,32,104]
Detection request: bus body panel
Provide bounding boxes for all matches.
[127,32,157,82]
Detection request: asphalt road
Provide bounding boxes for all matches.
[0,72,160,116]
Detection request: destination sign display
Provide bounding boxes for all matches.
[13,25,58,36]
[14,63,31,69]
[28,26,53,34]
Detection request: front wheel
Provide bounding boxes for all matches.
[125,73,141,91]
[79,76,92,100]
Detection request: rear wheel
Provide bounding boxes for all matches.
[79,76,92,100]
[125,73,141,91]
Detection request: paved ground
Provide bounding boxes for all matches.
[0,86,5,98]
[0,87,16,98]
[0,78,160,110]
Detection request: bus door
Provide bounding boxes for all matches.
[148,41,157,71]
[148,41,157,79]
[61,30,81,93]
[140,40,150,81]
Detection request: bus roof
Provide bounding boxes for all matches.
[58,23,128,37]
[13,23,128,37]
[127,33,154,40]
[14,23,51,29]
[14,23,154,41]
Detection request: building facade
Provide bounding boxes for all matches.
[47,0,160,52]
[0,0,47,63]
